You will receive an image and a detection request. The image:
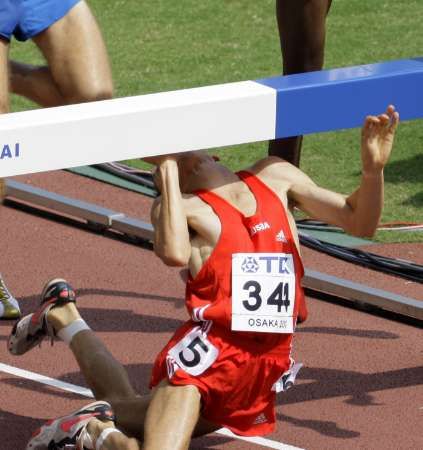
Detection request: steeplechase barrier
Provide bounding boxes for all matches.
[1,58,423,177]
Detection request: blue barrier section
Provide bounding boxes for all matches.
[256,58,423,138]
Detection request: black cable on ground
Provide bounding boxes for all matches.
[297,218,423,232]
[95,163,157,190]
[300,233,423,284]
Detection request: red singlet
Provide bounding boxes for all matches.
[150,171,307,436]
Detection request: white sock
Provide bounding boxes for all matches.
[96,428,123,450]
[78,426,94,449]
[57,319,90,344]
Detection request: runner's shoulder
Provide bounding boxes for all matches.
[251,157,313,187]
[248,156,297,178]
[243,158,301,196]
[181,193,212,216]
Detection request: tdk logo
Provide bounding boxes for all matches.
[241,256,260,273]
[1,143,20,160]
[259,256,291,274]
[240,255,291,274]
[250,221,270,236]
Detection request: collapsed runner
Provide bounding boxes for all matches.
[8,106,398,449]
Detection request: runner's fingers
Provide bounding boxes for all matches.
[378,114,390,128]
[389,111,400,131]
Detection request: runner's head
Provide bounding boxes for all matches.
[149,151,218,193]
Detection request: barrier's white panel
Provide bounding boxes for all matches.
[0,81,276,177]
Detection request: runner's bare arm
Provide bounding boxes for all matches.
[271,106,399,237]
[150,158,191,266]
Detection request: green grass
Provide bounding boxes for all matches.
[9,0,423,243]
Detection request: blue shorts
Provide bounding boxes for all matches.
[0,0,81,42]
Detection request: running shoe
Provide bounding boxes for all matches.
[8,278,76,355]
[27,400,115,450]
[0,274,21,320]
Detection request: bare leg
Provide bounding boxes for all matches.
[47,302,218,445]
[10,0,113,106]
[268,0,332,166]
[85,387,216,450]
[9,60,64,107]
[0,38,9,113]
[143,380,202,450]
[0,38,10,200]
[47,303,149,439]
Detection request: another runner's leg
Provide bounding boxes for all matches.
[0,38,9,204]
[268,0,332,166]
[11,0,113,106]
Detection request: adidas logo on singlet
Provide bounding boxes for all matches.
[250,222,270,236]
[276,229,287,242]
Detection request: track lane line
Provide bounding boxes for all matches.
[0,362,304,450]
[0,362,92,397]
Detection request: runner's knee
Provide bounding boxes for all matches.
[0,100,9,114]
[103,435,139,450]
[62,82,113,104]
[283,44,325,74]
[118,439,140,450]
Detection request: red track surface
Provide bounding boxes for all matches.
[0,171,421,450]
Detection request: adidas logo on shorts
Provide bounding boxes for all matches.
[253,413,268,425]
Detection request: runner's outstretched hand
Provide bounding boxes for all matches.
[361,105,399,174]
[142,154,178,166]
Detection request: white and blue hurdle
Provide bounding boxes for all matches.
[0,58,422,321]
[1,58,423,177]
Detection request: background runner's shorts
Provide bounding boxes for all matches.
[150,320,292,436]
[0,0,81,42]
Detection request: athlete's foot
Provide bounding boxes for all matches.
[8,278,77,355]
[86,417,117,445]
[46,301,81,333]
[26,401,115,450]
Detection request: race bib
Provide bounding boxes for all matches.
[231,253,296,333]
[168,326,219,376]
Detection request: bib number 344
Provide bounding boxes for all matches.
[242,280,290,312]
[232,253,296,333]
